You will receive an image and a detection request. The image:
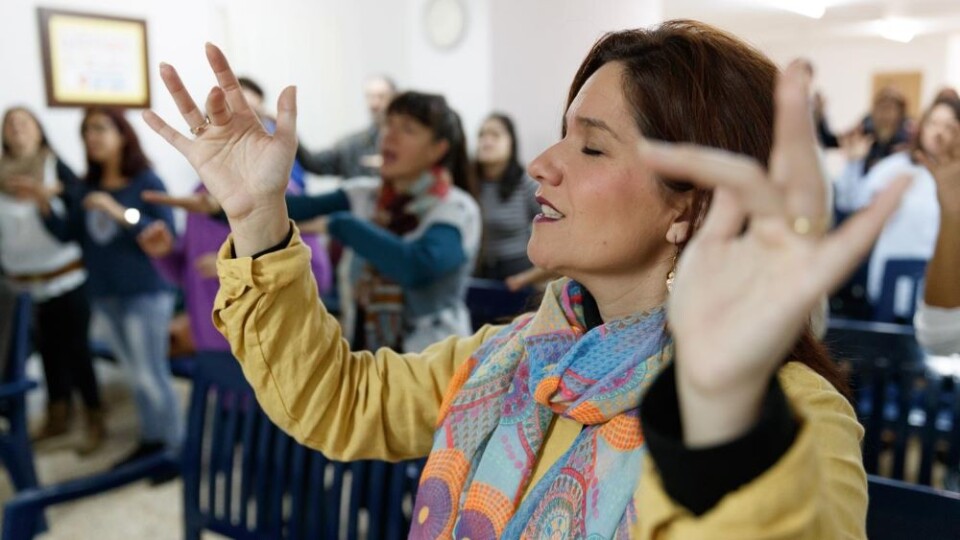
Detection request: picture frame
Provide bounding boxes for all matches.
[37,8,151,108]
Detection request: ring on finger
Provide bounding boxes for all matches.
[190,115,212,136]
[791,215,828,236]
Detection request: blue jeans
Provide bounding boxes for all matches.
[94,292,183,449]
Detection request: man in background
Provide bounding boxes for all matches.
[295,75,396,180]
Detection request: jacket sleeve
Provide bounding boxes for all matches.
[213,224,500,462]
[633,362,867,539]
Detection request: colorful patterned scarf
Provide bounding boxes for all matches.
[354,167,451,351]
[409,279,671,539]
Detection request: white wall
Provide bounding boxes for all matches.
[489,0,664,162]
[0,0,496,195]
[1,0,219,195]
[760,33,960,131]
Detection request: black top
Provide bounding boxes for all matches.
[580,286,798,516]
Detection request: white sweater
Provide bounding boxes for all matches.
[0,156,86,301]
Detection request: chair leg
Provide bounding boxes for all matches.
[2,435,41,492]
[182,523,201,540]
[1,412,48,537]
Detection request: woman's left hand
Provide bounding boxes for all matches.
[641,61,910,447]
[83,192,127,223]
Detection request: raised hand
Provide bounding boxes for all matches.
[83,192,127,223]
[916,134,960,309]
[193,252,219,279]
[143,43,295,256]
[916,140,960,216]
[839,128,874,162]
[137,220,175,258]
[142,190,221,215]
[4,175,60,216]
[640,62,910,446]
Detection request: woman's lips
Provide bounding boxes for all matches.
[535,195,565,222]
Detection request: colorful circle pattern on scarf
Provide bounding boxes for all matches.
[410,279,671,538]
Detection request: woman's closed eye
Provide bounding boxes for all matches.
[581,146,604,157]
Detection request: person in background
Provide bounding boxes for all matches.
[136,183,334,353]
[0,106,105,454]
[830,88,912,206]
[146,91,480,354]
[145,23,909,535]
[41,107,183,466]
[472,113,539,281]
[836,97,960,315]
[935,86,960,103]
[238,77,308,192]
[284,92,480,353]
[295,75,396,180]
[914,111,960,355]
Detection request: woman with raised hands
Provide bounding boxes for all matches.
[145,21,908,538]
[144,89,480,354]
[914,124,960,355]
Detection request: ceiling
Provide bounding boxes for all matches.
[664,0,960,43]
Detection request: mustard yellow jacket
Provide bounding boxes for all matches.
[213,228,868,539]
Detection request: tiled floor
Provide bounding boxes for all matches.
[0,356,222,539]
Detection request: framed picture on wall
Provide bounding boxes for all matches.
[37,8,151,108]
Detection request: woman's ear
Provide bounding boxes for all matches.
[666,220,690,245]
[666,192,695,245]
[430,139,450,164]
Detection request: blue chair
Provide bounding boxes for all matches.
[466,278,536,331]
[828,319,960,487]
[3,351,423,539]
[874,258,927,323]
[0,294,44,532]
[867,475,960,540]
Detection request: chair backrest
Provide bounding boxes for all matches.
[3,294,32,386]
[182,352,423,539]
[875,258,927,323]
[867,475,960,540]
[828,319,960,486]
[465,278,535,331]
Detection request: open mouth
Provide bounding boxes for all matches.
[535,196,565,222]
[381,149,398,166]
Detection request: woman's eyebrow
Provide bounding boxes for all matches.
[575,116,622,142]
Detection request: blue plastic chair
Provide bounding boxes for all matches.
[867,475,960,540]
[874,258,927,323]
[179,352,423,539]
[828,318,960,486]
[466,278,536,331]
[3,351,423,539]
[0,294,44,532]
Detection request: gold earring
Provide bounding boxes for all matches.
[666,246,680,293]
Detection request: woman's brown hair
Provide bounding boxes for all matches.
[81,107,152,186]
[568,20,849,396]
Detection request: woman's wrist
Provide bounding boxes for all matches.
[676,362,770,448]
[229,201,291,257]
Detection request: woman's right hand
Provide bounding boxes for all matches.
[839,128,873,162]
[142,190,221,215]
[137,221,175,258]
[143,43,295,256]
[916,142,960,217]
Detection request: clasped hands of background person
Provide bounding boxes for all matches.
[142,44,909,446]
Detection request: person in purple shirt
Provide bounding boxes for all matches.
[137,184,332,352]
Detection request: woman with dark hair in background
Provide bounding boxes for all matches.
[157,91,480,353]
[473,113,540,281]
[287,91,480,353]
[147,21,910,534]
[40,107,183,466]
[0,106,105,454]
